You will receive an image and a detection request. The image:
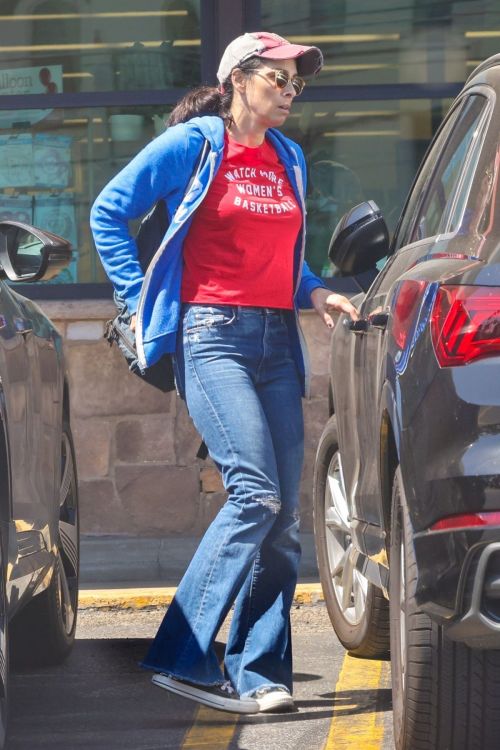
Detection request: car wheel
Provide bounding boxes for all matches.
[11,419,79,667]
[313,415,389,657]
[390,466,500,750]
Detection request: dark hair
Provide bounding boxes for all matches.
[168,56,262,127]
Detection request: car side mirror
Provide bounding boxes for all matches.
[0,221,72,282]
[328,200,390,276]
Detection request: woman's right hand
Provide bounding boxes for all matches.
[130,314,137,332]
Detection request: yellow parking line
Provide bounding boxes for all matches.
[180,705,238,749]
[324,654,390,749]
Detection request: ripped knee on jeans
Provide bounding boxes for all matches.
[255,495,281,514]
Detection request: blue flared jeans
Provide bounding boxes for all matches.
[141,304,304,697]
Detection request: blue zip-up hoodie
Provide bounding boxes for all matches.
[90,115,325,397]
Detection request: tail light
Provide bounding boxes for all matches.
[431,285,500,366]
[431,511,500,531]
[391,280,427,349]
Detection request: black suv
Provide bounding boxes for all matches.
[313,55,500,749]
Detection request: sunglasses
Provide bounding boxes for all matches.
[261,69,306,96]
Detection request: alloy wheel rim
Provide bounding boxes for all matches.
[324,451,368,625]
[58,431,79,636]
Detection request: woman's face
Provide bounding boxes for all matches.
[236,58,300,128]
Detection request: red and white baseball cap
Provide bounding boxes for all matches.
[217,31,323,84]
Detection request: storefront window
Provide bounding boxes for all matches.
[3,1,500,292]
[281,98,453,276]
[260,0,500,87]
[0,104,172,283]
[0,0,200,94]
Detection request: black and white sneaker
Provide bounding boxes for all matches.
[251,686,295,713]
[151,673,259,714]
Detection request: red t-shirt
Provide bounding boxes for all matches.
[181,133,302,309]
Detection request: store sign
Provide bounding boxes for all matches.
[0,64,62,96]
[0,64,63,128]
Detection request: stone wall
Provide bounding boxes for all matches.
[38,301,331,537]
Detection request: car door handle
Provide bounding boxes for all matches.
[369,313,389,330]
[344,313,388,334]
[345,318,370,333]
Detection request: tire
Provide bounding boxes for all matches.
[313,414,390,657]
[390,466,500,750]
[11,419,79,668]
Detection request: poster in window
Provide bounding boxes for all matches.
[0,194,33,224]
[34,194,78,282]
[34,134,72,189]
[0,134,34,187]
[0,64,63,129]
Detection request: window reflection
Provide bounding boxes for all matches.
[1,0,201,93]
[0,105,172,283]
[3,1,500,287]
[412,95,487,242]
[282,99,452,276]
[260,0,500,86]
[0,98,452,283]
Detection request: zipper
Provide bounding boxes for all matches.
[136,144,216,368]
[291,157,311,398]
[115,324,137,357]
[292,162,307,298]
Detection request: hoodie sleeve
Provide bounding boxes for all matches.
[296,260,327,309]
[90,124,200,315]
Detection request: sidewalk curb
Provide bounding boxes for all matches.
[78,583,325,610]
[79,533,319,586]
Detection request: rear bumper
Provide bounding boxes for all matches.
[399,361,500,643]
[413,532,500,648]
[444,541,500,649]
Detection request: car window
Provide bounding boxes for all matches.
[445,112,492,235]
[391,103,464,253]
[411,95,488,242]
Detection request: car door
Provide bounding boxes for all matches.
[0,279,50,605]
[14,292,61,528]
[341,92,491,559]
[0,282,35,519]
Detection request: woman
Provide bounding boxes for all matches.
[91,31,358,715]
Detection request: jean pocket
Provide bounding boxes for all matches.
[184,306,237,335]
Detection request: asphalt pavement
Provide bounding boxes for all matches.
[9,599,394,749]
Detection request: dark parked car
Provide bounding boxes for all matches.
[0,221,79,747]
[313,55,500,749]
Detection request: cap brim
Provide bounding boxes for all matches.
[259,44,323,76]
